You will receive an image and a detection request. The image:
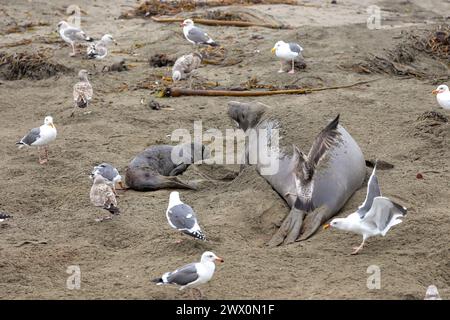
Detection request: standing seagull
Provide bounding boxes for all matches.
[0,212,12,222]
[57,21,93,57]
[271,40,304,74]
[432,84,450,110]
[324,164,407,255]
[72,69,93,117]
[90,163,125,195]
[166,191,206,241]
[152,251,224,299]
[172,53,203,81]
[90,174,120,222]
[16,116,57,165]
[87,34,117,60]
[181,19,218,47]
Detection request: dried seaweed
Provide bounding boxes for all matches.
[149,53,176,67]
[2,21,50,35]
[120,0,300,19]
[0,51,72,80]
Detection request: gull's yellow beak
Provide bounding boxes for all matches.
[48,123,55,128]
[215,257,224,263]
[271,47,276,54]
[323,224,330,230]
[432,89,439,95]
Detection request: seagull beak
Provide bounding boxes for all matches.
[113,40,118,46]
[271,47,276,54]
[323,224,330,230]
[48,123,55,128]
[215,257,224,263]
[432,89,439,95]
[180,22,185,27]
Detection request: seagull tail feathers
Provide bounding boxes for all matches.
[15,141,26,148]
[105,204,120,215]
[151,277,164,285]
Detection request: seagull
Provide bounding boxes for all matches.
[0,212,12,222]
[16,116,57,165]
[152,251,223,299]
[271,40,304,74]
[323,164,407,255]
[424,285,442,300]
[181,19,218,47]
[90,163,124,195]
[90,174,120,222]
[166,191,206,242]
[87,34,117,60]
[432,84,450,110]
[172,53,202,81]
[57,21,93,57]
[72,69,93,116]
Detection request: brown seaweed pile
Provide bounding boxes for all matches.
[0,51,72,80]
[149,53,176,67]
[120,0,298,19]
[343,26,450,78]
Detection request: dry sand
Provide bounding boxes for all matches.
[0,0,449,299]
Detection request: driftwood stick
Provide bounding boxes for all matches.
[162,78,381,97]
[151,16,290,29]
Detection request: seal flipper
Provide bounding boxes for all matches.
[297,205,333,241]
[169,163,189,176]
[268,206,306,247]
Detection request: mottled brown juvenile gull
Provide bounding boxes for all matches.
[57,21,93,57]
[324,164,407,255]
[181,19,218,47]
[152,251,223,299]
[90,175,120,222]
[172,53,202,81]
[166,191,206,241]
[87,34,117,60]
[16,116,57,164]
[72,70,93,116]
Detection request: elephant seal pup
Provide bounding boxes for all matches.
[227,101,366,245]
[125,142,209,191]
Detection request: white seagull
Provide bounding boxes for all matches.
[87,34,117,60]
[324,164,407,255]
[0,212,12,222]
[72,69,93,116]
[16,116,57,164]
[271,40,304,74]
[432,84,450,110]
[152,251,224,299]
[181,19,218,47]
[166,191,206,241]
[90,163,124,195]
[57,21,93,57]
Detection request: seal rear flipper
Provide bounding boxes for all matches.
[297,205,333,241]
[169,163,190,176]
[268,207,306,247]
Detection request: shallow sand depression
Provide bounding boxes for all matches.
[0,0,449,299]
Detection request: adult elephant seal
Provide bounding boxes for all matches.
[228,101,366,246]
[125,142,208,191]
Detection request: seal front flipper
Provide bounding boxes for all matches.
[296,205,333,241]
[169,163,189,176]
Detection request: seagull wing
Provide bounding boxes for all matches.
[187,27,212,44]
[166,263,199,286]
[166,203,197,231]
[19,127,41,146]
[362,197,407,234]
[357,164,381,218]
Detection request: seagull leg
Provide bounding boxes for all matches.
[351,238,366,255]
[37,146,42,164]
[288,59,295,74]
[278,61,284,73]
[39,146,48,165]
[70,43,76,57]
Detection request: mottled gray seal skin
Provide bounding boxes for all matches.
[228,101,366,245]
[125,143,208,191]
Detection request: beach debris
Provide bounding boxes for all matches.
[149,53,176,68]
